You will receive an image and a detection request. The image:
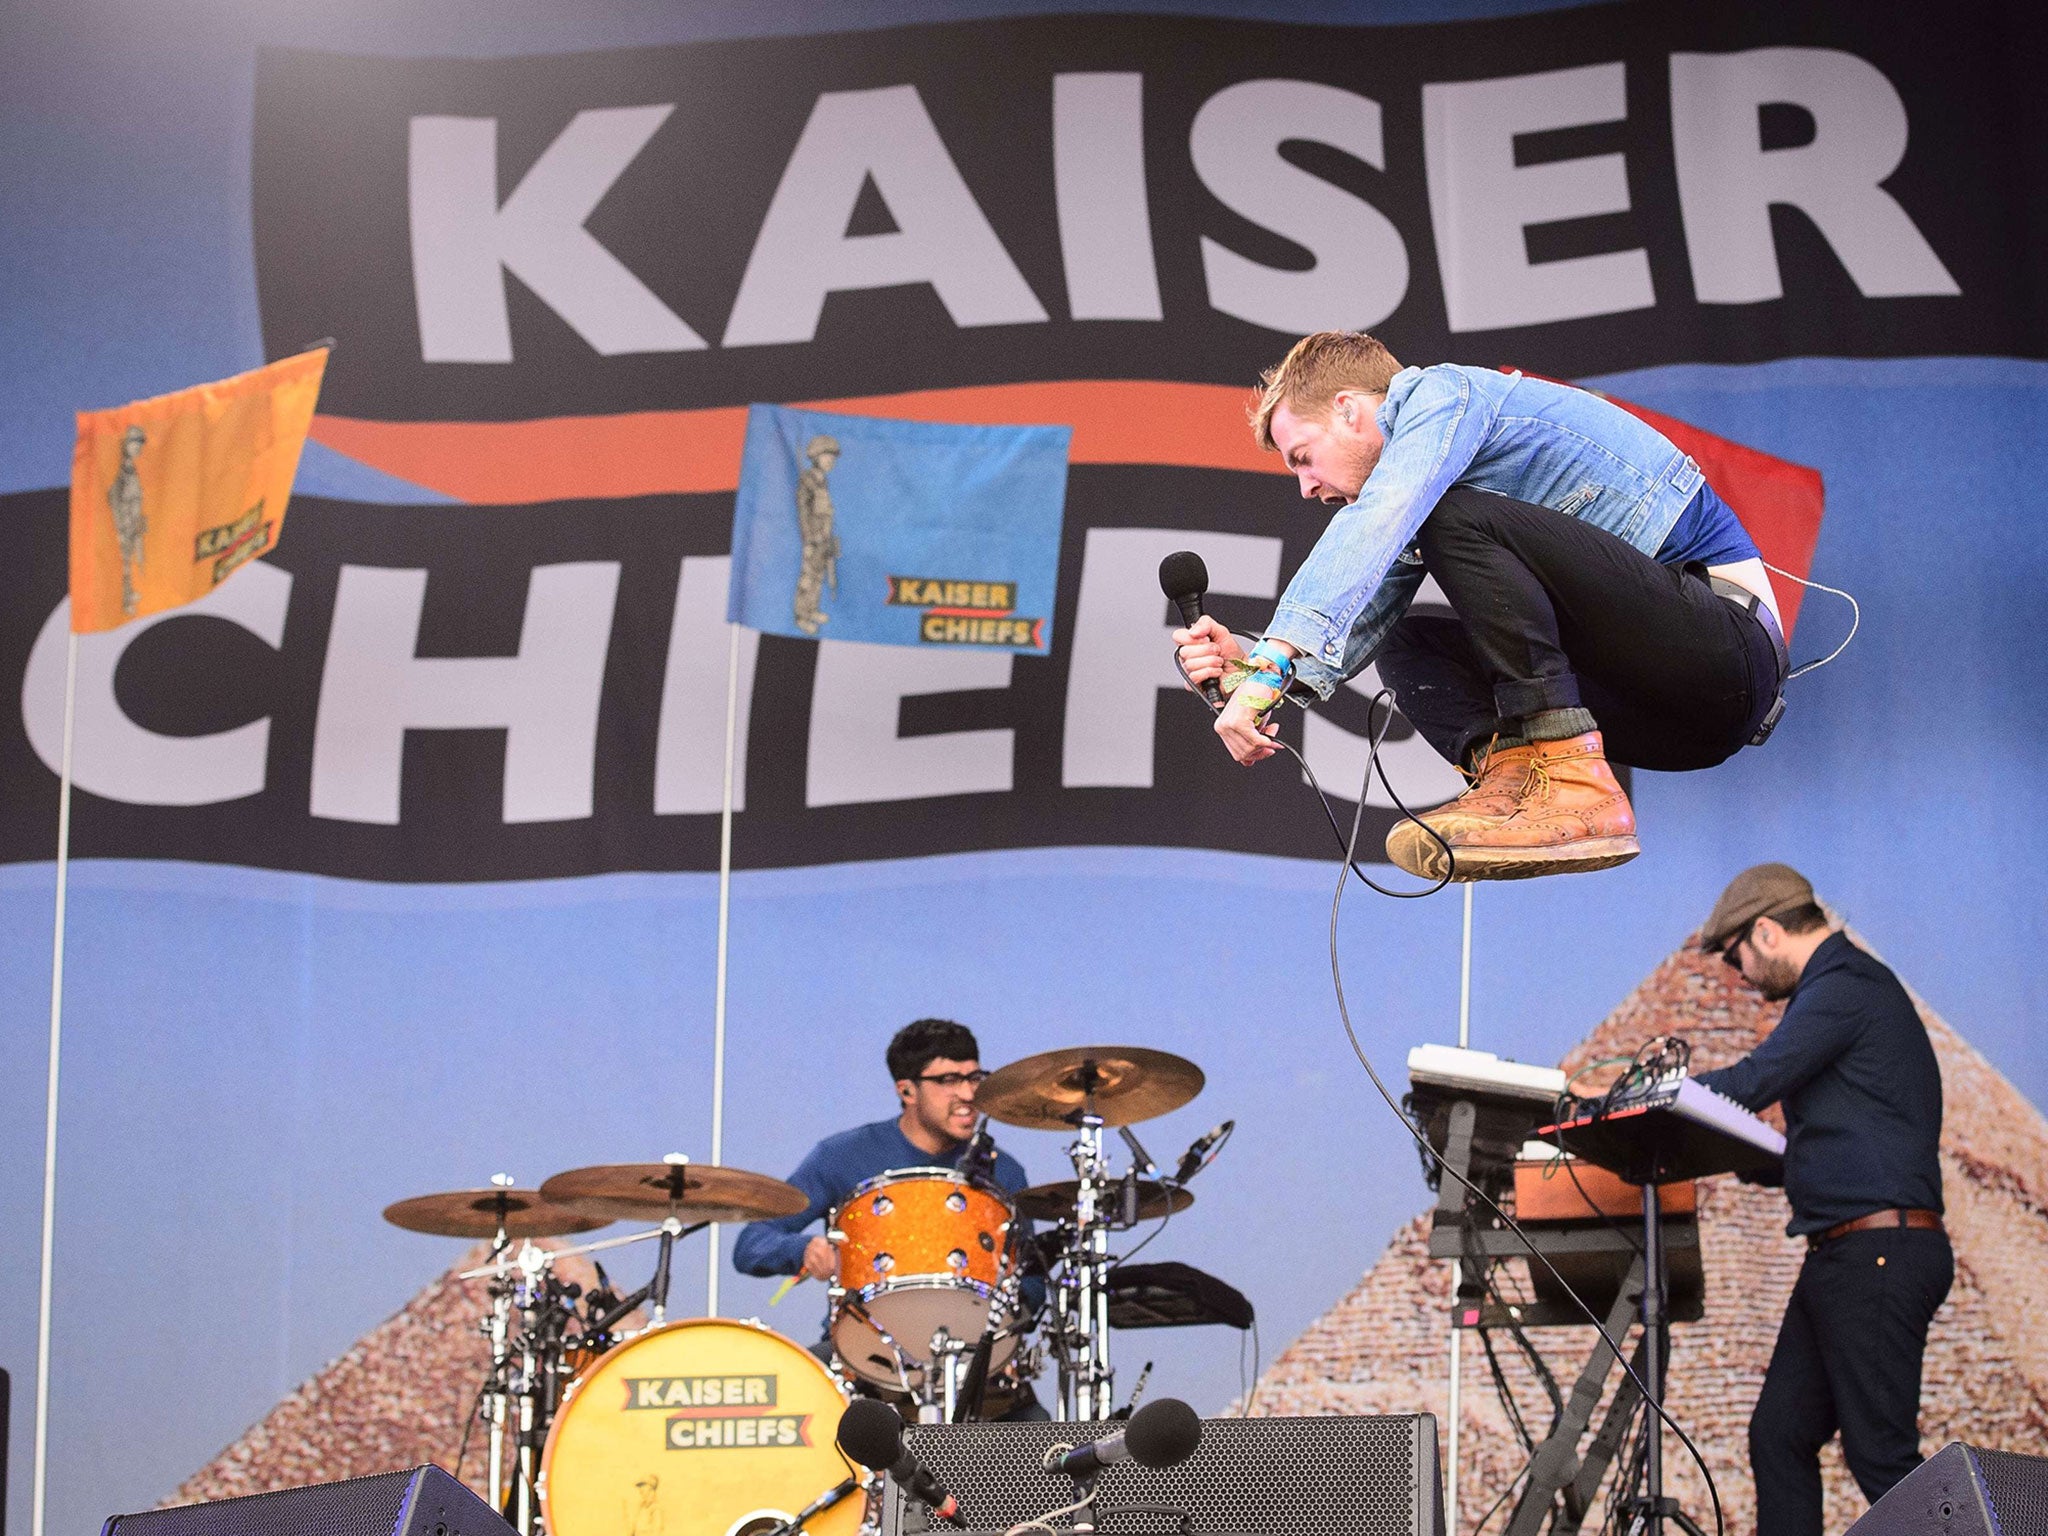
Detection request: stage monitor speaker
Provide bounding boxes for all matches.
[882,1414,1443,1536]
[1845,1441,2048,1536]
[101,1465,513,1536]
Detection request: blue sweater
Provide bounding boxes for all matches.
[1696,933,1944,1237]
[733,1118,1039,1330]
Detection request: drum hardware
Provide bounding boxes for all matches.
[391,1155,803,1536]
[974,1045,1214,1422]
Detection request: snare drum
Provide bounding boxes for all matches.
[540,1317,863,1536]
[828,1167,1017,1388]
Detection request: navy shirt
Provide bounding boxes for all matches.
[733,1117,1039,1330]
[1654,482,1760,569]
[1696,932,1944,1237]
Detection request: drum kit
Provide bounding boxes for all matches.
[382,1046,1228,1536]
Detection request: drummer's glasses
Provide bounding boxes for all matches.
[916,1070,990,1088]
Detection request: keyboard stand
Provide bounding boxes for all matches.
[1419,1098,1704,1536]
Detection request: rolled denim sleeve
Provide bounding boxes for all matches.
[1267,368,1498,695]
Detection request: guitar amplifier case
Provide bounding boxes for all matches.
[102,1465,513,1536]
[882,1414,1443,1536]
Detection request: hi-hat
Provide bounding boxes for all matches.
[382,1188,611,1240]
[540,1162,808,1224]
[974,1046,1204,1129]
[1016,1179,1195,1223]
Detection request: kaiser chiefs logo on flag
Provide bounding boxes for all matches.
[728,405,1069,653]
[68,348,328,632]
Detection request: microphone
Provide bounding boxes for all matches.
[1043,1397,1203,1478]
[959,1115,997,1183]
[1171,1121,1233,1185]
[836,1399,960,1520]
[1159,551,1222,705]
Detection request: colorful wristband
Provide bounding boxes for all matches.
[1243,639,1295,695]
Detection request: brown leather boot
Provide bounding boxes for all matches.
[1385,742,1537,879]
[1439,730,1639,880]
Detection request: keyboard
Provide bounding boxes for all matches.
[1407,1044,1568,1106]
[1539,1073,1784,1183]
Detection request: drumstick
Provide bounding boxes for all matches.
[769,1274,803,1306]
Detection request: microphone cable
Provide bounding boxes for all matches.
[1168,649,1727,1536]
[1172,637,1455,897]
[1320,702,1727,1536]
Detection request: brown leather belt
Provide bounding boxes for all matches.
[1807,1207,1945,1249]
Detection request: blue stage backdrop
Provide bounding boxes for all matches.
[3,1,2046,1532]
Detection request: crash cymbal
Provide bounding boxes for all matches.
[539,1162,808,1225]
[1015,1179,1194,1223]
[382,1188,611,1240]
[974,1046,1204,1129]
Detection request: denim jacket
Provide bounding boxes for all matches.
[1267,364,1705,699]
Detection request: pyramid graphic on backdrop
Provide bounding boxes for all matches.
[1245,924,2048,1535]
[171,1241,623,1507]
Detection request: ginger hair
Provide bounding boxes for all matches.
[1248,331,1404,451]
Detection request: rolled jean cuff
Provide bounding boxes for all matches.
[1493,672,1581,721]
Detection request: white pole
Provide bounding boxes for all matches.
[705,621,742,1317]
[1458,883,1474,1050]
[1445,883,1475,1534]
[32,631,79,1536]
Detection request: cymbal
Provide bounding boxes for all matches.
[1015,1179,1194,1223]
[540,1163,808,1224]
[974,1046,1204,1129]
[382,1188,611,1240]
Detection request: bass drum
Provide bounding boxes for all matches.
[540,1318,864,1536]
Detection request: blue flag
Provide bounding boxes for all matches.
[727,405,1071,653]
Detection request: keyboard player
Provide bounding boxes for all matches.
[1692,863,1951,1536]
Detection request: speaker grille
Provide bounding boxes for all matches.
[1972,1447,2048,1536]
[888,1416,1440,1536]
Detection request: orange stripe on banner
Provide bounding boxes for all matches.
[309,380,1281,506]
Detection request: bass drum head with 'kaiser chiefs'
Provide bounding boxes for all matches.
[539,1318,864,1536]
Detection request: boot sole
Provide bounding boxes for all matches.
[1444,836,1641,882]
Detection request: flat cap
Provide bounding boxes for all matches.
[1700,862,1815,953]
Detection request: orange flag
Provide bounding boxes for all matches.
[68,348,329,633]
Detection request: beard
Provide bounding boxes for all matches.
[1752,955,1804,1001]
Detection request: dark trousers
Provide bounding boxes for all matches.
[1375,487,1783,770]
[1751,1229,1954,1536]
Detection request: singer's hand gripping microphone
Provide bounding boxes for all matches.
[1159,551,1223,706]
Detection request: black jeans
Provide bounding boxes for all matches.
[1750,1228,1954,1536]
[1375,486,1783,770]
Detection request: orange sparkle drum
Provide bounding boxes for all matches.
[829,1167,1018,1388]
[539,1318,863,1536]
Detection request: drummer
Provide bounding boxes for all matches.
[733,1018,1047,1418]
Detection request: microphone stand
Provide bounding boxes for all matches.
[758,1477,859,1536]
[585,1218,709,1334]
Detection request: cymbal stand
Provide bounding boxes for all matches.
[1057,1080,1115,1420]
[510,1239,552,1536]
[482,1230,514,1519]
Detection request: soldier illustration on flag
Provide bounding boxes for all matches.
[793,433,840,635]
[108,424,148,617]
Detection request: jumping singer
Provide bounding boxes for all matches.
[1175,332,1788,881]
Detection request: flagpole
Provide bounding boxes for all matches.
[1445,883,1475,1534]
[705,620,742,1317]
[32,630,79,1536]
